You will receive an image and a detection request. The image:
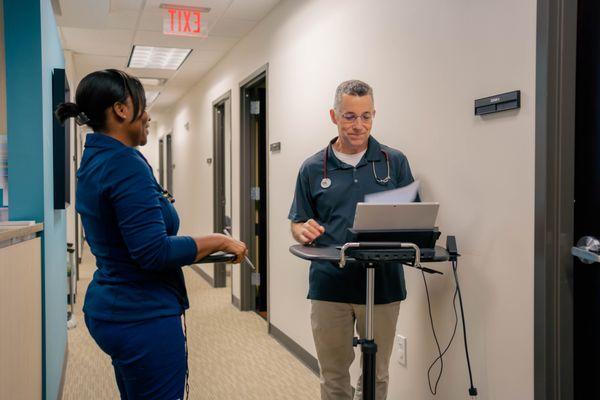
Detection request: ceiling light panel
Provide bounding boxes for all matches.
[128,45,192,70]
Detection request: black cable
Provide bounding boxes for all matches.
[410,240,477,396]
[420,258,472,396]
[420,264,444,395]
[452,259,478,396]
[183,312,190,400]
[426,285,459,393]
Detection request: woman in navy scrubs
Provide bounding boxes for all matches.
[55,69,247,400]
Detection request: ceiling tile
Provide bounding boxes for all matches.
[57,0,110,29]
[74,54,131,77]
[110,0,144,12]
[224,0,280,21]
[105,10,142,30]
[132,29,238,50]
[176,51,222,70]
[61,27,134,56]
[208,18,257,38]
[58,0,140,30]
[125,66,177,79]
[137,8,164,32]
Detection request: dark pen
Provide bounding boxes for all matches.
[223,228,256,271]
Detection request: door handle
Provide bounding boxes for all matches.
[572,236,600,264]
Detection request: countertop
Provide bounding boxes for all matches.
[0,223,44,243]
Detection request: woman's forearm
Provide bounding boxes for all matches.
[193,234,228,262]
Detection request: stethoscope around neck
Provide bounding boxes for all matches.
[321,139,391,189]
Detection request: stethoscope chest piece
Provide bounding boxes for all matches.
[321,178,332,189]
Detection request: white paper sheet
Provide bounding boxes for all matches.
[364,180,420,204]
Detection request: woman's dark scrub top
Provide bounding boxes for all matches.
[77,133,198,322]
[288,136,416,305]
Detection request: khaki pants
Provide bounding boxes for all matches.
[311,300,401,400]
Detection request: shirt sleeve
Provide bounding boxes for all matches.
[397,154,421,202]
[101,149,197,271]
[288,163,317,223]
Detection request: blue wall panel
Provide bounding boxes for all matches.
[4,0,67,399]
[4,0,44,222]
[41,0,67,398]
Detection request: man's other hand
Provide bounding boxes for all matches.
[291,219,325,245]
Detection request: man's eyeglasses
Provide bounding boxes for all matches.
[340,112,374,124]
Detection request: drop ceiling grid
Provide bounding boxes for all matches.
[57,0,281,111]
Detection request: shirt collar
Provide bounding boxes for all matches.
[326,137,346,170]
[364,136,384,162]
[84,132,151,166]
[326,135,383,170]
[84,132,128,150]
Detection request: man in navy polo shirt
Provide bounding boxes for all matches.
[289,80,417,400]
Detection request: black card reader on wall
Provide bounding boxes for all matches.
[474,90,520,116]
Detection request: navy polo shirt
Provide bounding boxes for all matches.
[77,133,198,322]
[289,136,416,304]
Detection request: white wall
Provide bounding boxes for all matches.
[140,0,537,398]
[149,114,219,281]
[64,51,77,246]
[143,121,160,178]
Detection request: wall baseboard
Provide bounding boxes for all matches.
[269,323,319,376]
[191,264,214,286]
[57,342,68,400]
[232,295,241,309]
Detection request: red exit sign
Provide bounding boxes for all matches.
[161,4,209,37]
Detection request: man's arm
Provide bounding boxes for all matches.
[289,161,324,244]
[291,219,325,245]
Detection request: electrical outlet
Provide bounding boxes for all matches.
[397,334,407,366]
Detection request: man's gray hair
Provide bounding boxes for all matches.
[333,80,374,111]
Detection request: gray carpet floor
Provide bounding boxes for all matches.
[63,248,320,399]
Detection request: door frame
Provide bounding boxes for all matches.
[534,0,577,398]
[72,117,79,273]
[165,131,174,195]
[158,137,165,187]
[77,126,85,263]
[239,64,269,316]
[212,90,232,288]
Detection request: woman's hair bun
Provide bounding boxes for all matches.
[54,102,80,125]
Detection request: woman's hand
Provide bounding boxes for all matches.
[193,233,248,263]
[222,236,247,264]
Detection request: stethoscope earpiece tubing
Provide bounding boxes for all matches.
[321,143,391,188]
